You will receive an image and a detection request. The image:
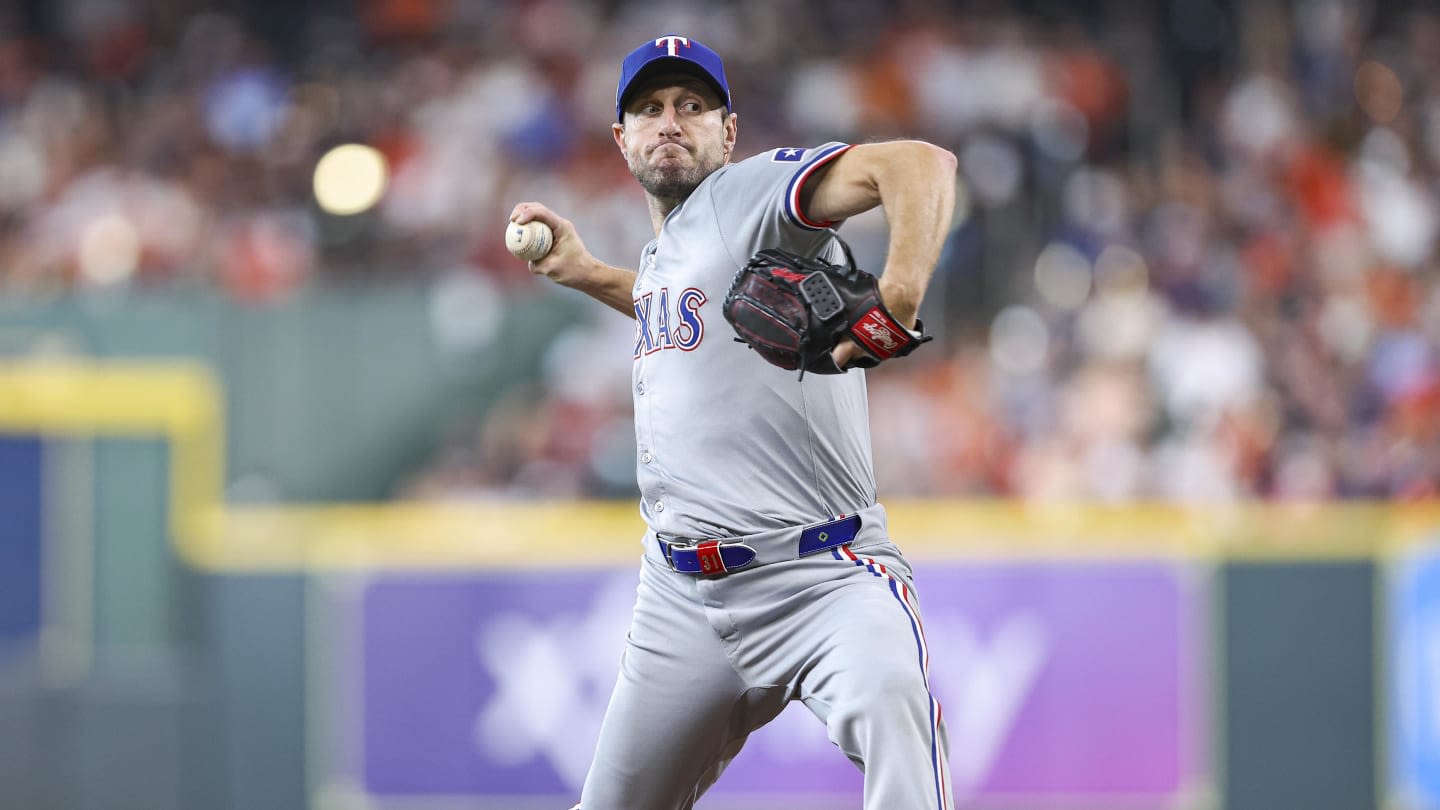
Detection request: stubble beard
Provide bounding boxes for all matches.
[630,150,721,210]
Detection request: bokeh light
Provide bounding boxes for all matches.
[1093,244,1149,294]
[1354,60,1403,124]
[0,133,46,211]
[77,214,140,286]
[961,135,1023,207]
[1030,99,1089,163]
[990,305,1049,375]
[1033,241,1092,309]
[313,143,389,216]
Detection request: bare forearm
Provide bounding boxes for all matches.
[509,202,638,318]
[873,144,957,327]
[555,257,638,317]
[803,141,958,328]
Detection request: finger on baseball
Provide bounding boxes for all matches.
[509,201,542,225]
[510,202,561,230]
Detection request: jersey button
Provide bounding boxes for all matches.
[653,500,665,512]
[641,451,653,464]
[637,381,646,395]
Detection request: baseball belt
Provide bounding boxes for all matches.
[657,513,862,577]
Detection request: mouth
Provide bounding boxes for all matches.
[649,142,690,158]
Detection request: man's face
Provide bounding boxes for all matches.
[613,75,736,202]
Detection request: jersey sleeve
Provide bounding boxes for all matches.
[704,142,854,264]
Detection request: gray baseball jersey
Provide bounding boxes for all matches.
[578,143,955,810]
[632,142,875,537]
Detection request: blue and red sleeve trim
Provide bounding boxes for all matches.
[782,143,854,231]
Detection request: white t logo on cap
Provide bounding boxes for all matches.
[654,35,690,56]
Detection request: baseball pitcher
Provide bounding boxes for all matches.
[511,33,957,810]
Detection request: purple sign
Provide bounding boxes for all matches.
[914,564,1200,798]
[353,562,1206,805]
[361,570,638,794]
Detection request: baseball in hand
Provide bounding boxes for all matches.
[505,220,553,262]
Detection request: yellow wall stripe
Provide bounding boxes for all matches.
[2,361,1438,572]
[205,499,1440,570]
[0,360,224,569]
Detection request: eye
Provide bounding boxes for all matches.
[682,100,702,113]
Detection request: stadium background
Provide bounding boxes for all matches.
[1,0,1439,808]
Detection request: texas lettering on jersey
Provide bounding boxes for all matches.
[634,287,707,357]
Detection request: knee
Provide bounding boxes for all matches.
[822,669,937,740]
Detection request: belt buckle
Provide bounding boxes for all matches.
[659,535,691,571]
[659,536,756,576]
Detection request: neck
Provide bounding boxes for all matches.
[646,193,686,235]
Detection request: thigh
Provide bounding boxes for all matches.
[797,542,953,808]
[720,538,933,691]
[580,555,771,810]
[797,541,937,706]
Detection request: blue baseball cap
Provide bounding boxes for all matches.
[616,35,731,121]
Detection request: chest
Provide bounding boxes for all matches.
[631,213,740,360]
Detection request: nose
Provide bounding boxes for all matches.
[657,105,682,136]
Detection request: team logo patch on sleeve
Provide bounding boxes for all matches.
[772,148,806,162]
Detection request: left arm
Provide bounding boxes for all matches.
[801,140,957,330]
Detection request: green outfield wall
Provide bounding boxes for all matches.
[0,296,1436,810]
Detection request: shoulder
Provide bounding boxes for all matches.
[730,142,853,173]
[707,142,854,227]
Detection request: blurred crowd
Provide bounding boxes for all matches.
[2,0,1437,501]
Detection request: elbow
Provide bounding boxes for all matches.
[902,142,956,201]
[885,140,956,184]
[921,141,958,177]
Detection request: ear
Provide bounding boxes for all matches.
[722,112,737,161]
[612,121,627,154]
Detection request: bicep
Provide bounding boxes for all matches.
[799,143,889,225]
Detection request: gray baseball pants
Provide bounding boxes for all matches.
[577,513,954,809]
